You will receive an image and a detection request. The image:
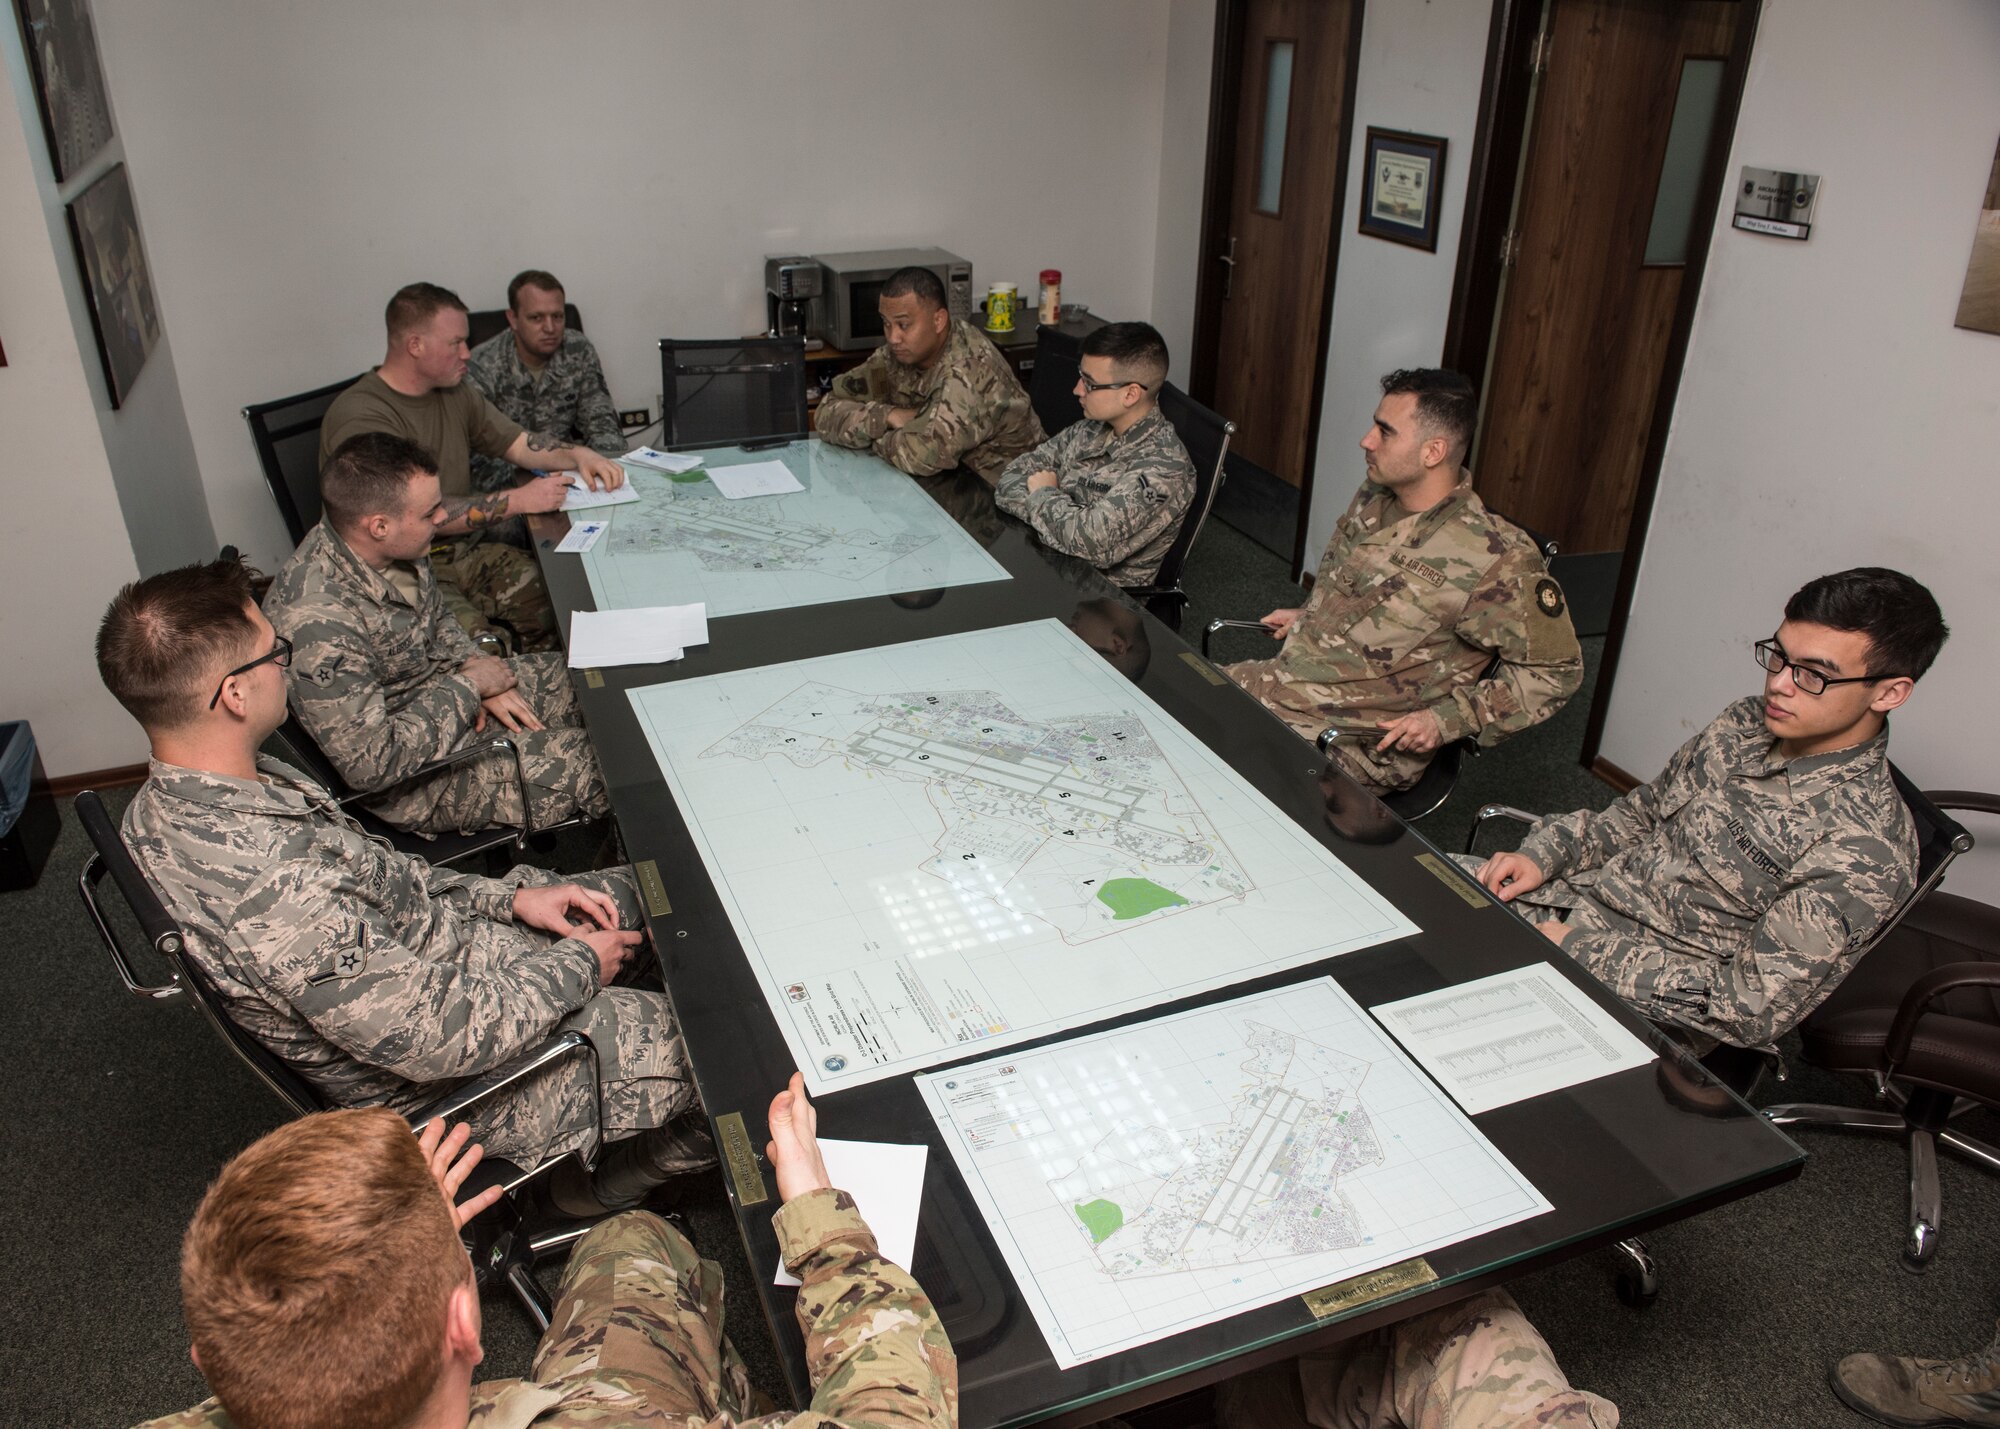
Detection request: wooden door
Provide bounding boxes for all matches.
[1472,0,1743,553]
[1206,0,1358,490]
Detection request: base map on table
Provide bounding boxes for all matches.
[626,620,1418,1093]
[580,439,1009,617]
[917,979,1552,1367]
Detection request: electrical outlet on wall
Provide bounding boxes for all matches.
[618,408,650,427]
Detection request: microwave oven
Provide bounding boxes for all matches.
[810,247,974,352]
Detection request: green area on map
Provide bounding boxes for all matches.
[1096,877,1191,921]
[1075,1198,1124,1244]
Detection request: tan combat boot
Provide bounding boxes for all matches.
[1832,1322,2000,1427]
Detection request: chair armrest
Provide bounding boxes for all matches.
[338,735,543,843]
[1930,791,2000,818]
[1886,962,2000,1069]
[406,1030,605,1168]
[77,854,186,1001]
[1464,803,1542,856]
[1201,617,1271,660]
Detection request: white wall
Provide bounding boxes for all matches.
[91,0,1184,568]
[0,58,147,777]
[1598,0,2000,901]
[1149,0,1217,385]
[1302,0,1494,562]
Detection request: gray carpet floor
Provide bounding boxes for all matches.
[4,518,1991,1427]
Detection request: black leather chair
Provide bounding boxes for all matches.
[1122,382,1235,631]
[266,715,586,869]
[1763,790,1992,1270]
[658,337,808,451]
[1029,322,1087,438]
[467,303,583,352]
[74,790,603,1330]
[242,374,364,546]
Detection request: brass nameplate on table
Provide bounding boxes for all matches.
[1415,852,1487,908]
[1303,1257,1437,1319]
[584,668,605,688]
[635,859,673,918]
[1179,651,1227,685]
[716,1111,769,1207]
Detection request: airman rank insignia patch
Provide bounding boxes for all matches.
[1535,578,1565,618]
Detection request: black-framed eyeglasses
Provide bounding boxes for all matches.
[208,635,292,710]
[1076,372,1144,395]
[1752,638,1899,697]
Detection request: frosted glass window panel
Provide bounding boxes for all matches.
[1255,40,1296,215]
[1644,58,1726,265]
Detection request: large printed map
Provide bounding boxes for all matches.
[917,980,1552,1367]
[580,440,1008,616]
[627,621,1417,1093]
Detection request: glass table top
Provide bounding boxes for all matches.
[531,451,1804,1426]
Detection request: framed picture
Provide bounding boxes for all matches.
[65,163,161,408]
[14,0,114,181]
[1954,134,2000,336]
[1359,127,1448,252]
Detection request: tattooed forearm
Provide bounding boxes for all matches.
[524,429,566,453]
[443,492,511,528]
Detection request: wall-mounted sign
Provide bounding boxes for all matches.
[1733,167,1820,240]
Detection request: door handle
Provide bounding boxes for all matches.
[1218,236,1237,300]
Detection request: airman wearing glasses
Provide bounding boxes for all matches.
[994,322,1196,587]
[1469,567,1950,1052]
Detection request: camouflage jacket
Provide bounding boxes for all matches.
[138,1194,957,1429]
[121,756,590,1117]
[466,328,623,493]
[263,521,487,822]
[993,406,1196,586]
[814,319,1044,483]
[1517,696,1917,1048]
[1272,478,1581,741]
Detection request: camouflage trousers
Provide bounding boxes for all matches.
[381,652,609,837]
[455,868,704,1172]
[1222,659,1427,795]
[431,536,561,654]
[1212,1289,1618,1429]
[479,1209,777,1424]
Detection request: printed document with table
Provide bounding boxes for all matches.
[627,620,1418,1094]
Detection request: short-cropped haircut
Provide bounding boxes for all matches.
[180,1108,465,1429]
[385,281,468,342]
[320,431,437,532]
[1380,368,1477,458]
[508,269,564,311]
[1785,567,1950,681]
[1082,321,1170,390]
[96,559,259,732]
[881,265,947,311]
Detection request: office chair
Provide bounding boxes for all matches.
[658,337,808,451]
[1122,382,1234,632]
[1466,770,1975,1297]
[1762,789,1991,1270]
[74,790,603,1331]
[242,374,364,546]
[1029,322,1087,438]
[266,715,589,869]
[467,302,583,352]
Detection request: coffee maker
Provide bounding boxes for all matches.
[765,256,821,338]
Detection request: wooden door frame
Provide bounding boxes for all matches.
[1187,0,1367,577]
[1439,0,1764,777]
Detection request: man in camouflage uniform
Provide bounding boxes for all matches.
[995,320,1195,586]
[265,433,608,837]
[1213,1287,1617,1428]
[465,269,625,496]
[96,559,705,1210]
[139,1079,956,1429]
[1471,567,1949,1051]
[320,281,629,651]
[1223,368,1582,796]
[814,264,1043,484]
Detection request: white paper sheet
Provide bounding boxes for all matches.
[554,519,608,553]
[621,446,704,474]
[561,477,642,511]
[1370,963,1657,1114]
[566,604,708,668]
[773,1140,928,1286]
[707,459,806,500]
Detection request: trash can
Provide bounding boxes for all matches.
[0,721,60,892]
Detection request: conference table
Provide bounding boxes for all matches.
[529,440,1804,1427]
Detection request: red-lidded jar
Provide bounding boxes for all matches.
[1038,269,1062,326]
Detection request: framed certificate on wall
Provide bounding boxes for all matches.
[1359,127,1448,252]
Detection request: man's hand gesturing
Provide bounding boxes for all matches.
[766,1072,833,1204]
